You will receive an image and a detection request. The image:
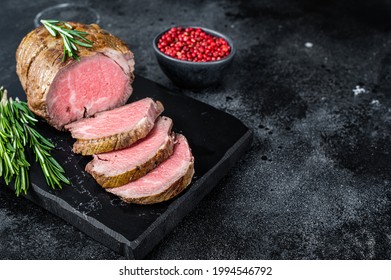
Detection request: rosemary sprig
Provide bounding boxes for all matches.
[40,19,93,62]
[0,87,69,196]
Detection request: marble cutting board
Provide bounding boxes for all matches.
[2,76,253,259]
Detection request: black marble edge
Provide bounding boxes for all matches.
[28,183,135,258]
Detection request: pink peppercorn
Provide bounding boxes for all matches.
[158,27,231,62]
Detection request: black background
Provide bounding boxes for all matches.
[1,0,391,259]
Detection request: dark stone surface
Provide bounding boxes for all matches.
[1,0,391,259]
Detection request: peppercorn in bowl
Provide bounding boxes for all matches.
[152,26,236,88]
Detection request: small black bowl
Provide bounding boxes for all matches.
[152,26,236,89]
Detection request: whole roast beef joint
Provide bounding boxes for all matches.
[16,22,135,130]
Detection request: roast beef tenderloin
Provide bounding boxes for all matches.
[107,134,195,204]
[16,22,135,130]
[65,98,164,155]
[85,116,175,188]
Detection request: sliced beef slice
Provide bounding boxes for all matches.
[65,98,164,155]
[86,116,175,188]
[107,134,195,204]
[16,22,135,130]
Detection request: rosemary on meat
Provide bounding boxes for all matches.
[0,87,69,196]
[41,19,93,62]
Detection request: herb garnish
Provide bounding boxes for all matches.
[41,19,93,62]
[0,87,70,196]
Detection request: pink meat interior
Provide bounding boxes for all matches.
[65,98,160,139]
[47,54,130,128]
[90,117,173,176]
[108,134,193,198]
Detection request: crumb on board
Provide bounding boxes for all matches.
[305,42,313,48]
[370,99,380,106]
[352,85,366,96]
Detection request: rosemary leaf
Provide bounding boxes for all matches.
[40,19,93,62]
[0,87,69,195]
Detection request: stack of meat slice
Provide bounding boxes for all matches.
[66,98,195,204]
